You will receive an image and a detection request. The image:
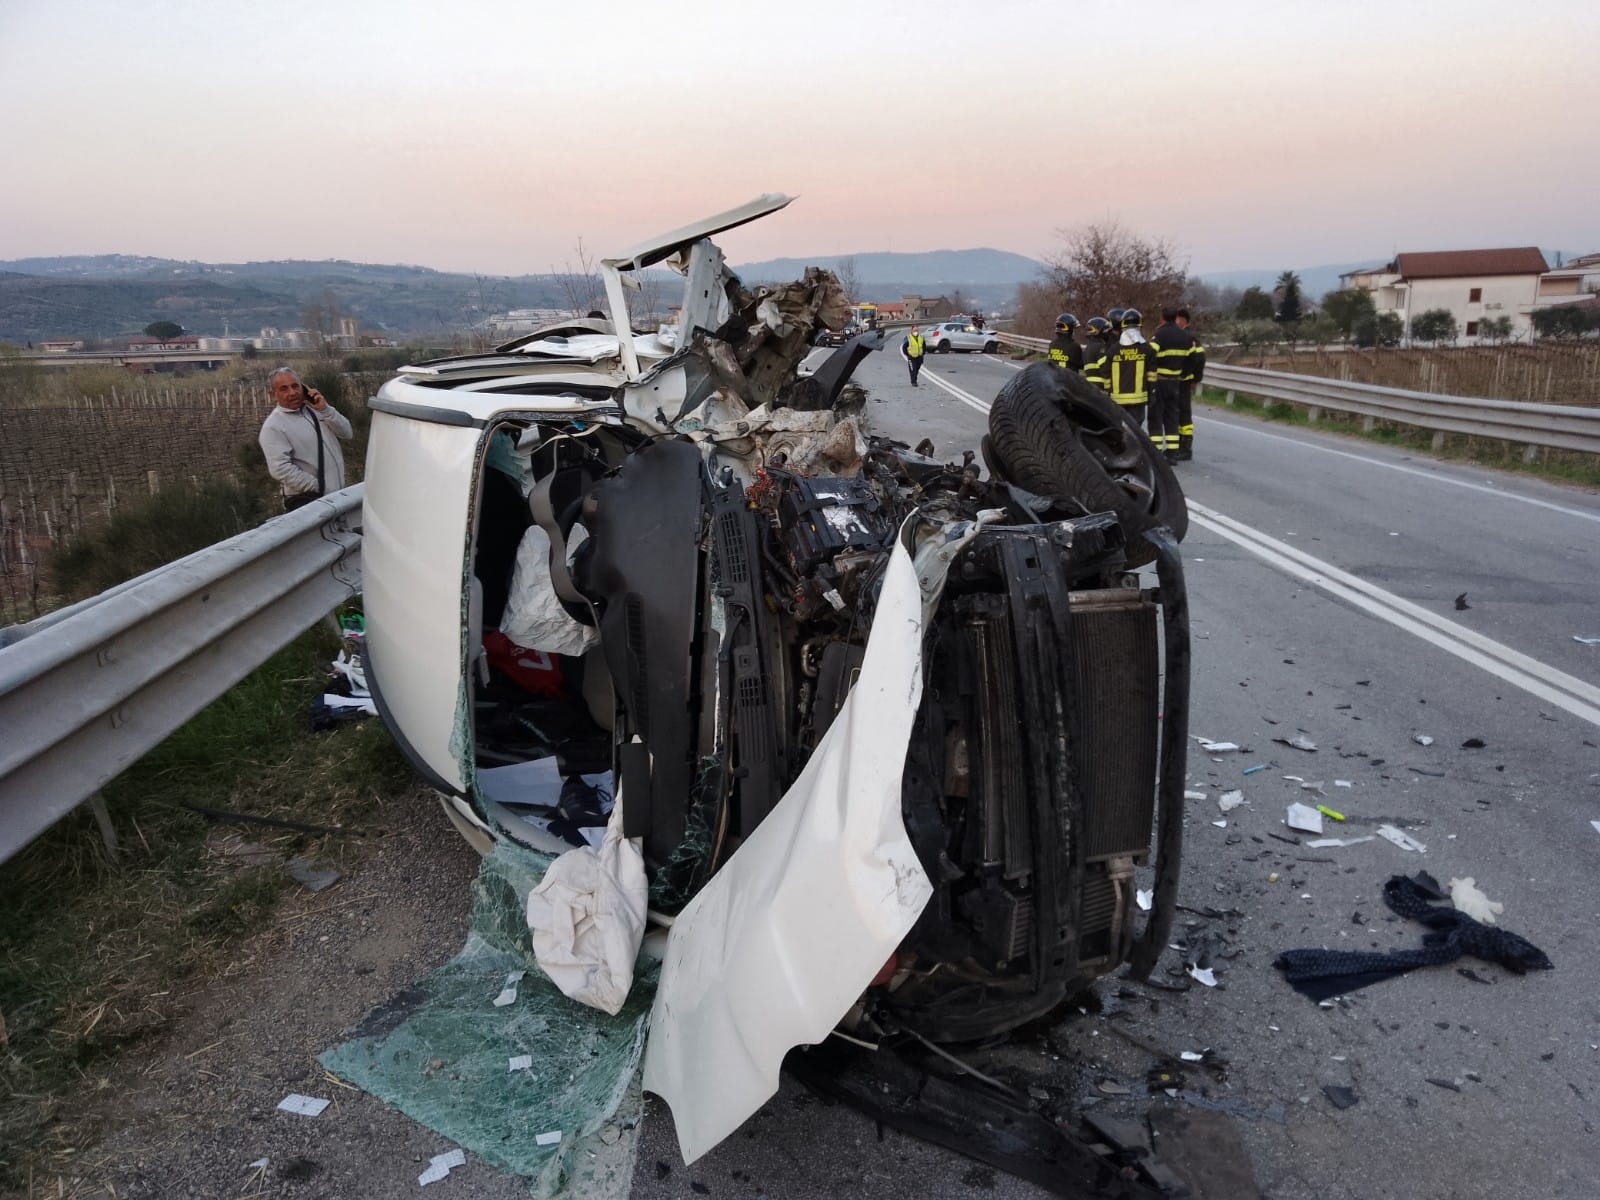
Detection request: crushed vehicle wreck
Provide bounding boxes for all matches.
[355,194,1191,1178]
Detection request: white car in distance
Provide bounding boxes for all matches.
[922,320,999,353]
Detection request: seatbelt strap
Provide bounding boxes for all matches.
[303,405,326,498]
[529,452,586,607]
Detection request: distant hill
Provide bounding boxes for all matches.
[735,248,1046,288]
[1196,261,1389,301]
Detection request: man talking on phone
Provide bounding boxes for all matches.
[258,366,353,511]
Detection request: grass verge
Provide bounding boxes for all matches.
[0,620,412,1189]
[1195,386,1600,490]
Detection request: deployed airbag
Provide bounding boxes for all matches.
[500,525,598,657]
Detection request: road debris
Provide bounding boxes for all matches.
[1322,1085,1359,1109]
[1376,825,1427,853]
[1184,790,1208,801]
[1449,877,1503,925]
[1573,636,1600,645]
[418,1148,467,1186]
[508,1055,533,1072]
[535,1131,563,1147]
[1412,734,1435,747]
[1274,733,1318,752]
[275,1094,330,1118]
[1194,738,1241,753]
[1461,737,1486,749]
[1218,791,1245,813]
[1242,764,1268,775]
[1275,873,1553,1002]
[1315,804,1345,822]
[285,856,342,893]
[1137,888,1153,911]
[1454,593,1470,611]
[1187,966,1218,988]
[1286,803,1324,834]
[491,969,526,1008]
[1305,836,1375,849]
[1334,780,1353,788]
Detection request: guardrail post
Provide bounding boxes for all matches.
[1362,415,1376,433]
[1307,406,1321,423]
[1522,444,1539,464]
[1224,390,1235,406]
[1430,432,1446,451]
[88,790,120,862]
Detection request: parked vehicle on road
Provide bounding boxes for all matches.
[923,319,1000,353]
[359,194,1189,1168]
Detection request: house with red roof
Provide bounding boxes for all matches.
[1341,247,1560,343]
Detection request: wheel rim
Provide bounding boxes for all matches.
[1059,400,1162,514]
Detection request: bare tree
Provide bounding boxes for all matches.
[551,237,604,317]
[834,256,862,304]
[1017,221,1190,337]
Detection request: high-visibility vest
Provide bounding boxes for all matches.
[906,334,925,357]
[1108,345,1152,405]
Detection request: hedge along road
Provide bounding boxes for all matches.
[857,344,1600,1200]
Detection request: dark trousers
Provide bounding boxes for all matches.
[1148,381,1182,455]
[283,492,319,511]
[1118,400,1147,428]
[1177,382,1195,455]
[906,354,924,385]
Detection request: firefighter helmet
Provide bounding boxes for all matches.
[1121,308,1143,328]
[1055,313,1079,333]
[1086,316,1112,336]
[1107,307,1126,328]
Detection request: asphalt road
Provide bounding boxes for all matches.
[849,345,1600,1199]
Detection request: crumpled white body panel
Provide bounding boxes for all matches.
[526,796,647,1016]
[642,520,987,1163]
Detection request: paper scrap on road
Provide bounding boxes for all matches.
[1218,791,1245,813]
[491,970,526,1008]
[508,1055,533,1072]
[1193,738,1241,753]
[1184,790,1208,802]
[1334,780,1353,788]
[1187,966,1218,987]
[1413,734,1435,746]
[246,1158,269,1170]
[1275,733,1318,752]
[1285,803,1324,834]
[1376,825,1427,853]
[1305,836,1374,848]
[276,1094,330,1117]
[418,1148,467,1186]
[1136,888,1153,911]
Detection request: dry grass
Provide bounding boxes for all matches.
[0,623,412,1190]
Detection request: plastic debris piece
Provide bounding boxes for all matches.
[1426,1077,1461,1092]
[1180,1051,1206,1062]
[1242,764,1267,775]
[1413,734,1435,746]
[285,856,342,893]
[1194,738,1240,753]
[508,1055,533,1072]
[1323,1085,1359,1109]
[1097,1079,1131,1095]
[1136,888,1153,911]
[1218,791,1245,813]
[1187,966,1218,987]
[1376,825,1427,853]
[1212,820,1227,828]
[1184,790,1208,802]
[1454,593,1470,611]
[1275,733,1318,752]
[535,1130,562,1147]
[1334,780,1353,788]
[1305,837,1375,849]
[1573,636,1600,645]
[246,1159,269,1170]
[491,969,526,1008]
[1316,805,1345,822]
[1285,803,1324,835]
[1267,872,1279,883]
[1592,820,1600,835]
[276,1094,330,1118]
[1448,877,1503,925]
[419,1148,467,1187]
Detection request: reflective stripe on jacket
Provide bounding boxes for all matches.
[1107,344,1153,405]
[1148,322,1196,379]
[905,334,925,358]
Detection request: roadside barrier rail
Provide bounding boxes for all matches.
[0,486,363,866]
[994,333,1600,456]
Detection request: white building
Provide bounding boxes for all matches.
[1341,247,1549,343]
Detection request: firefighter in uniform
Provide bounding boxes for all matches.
[1047,313,1084,373]
[1082,316,1113,391]
[1176,307,1204,460]
[1106,309,1153,425]
[1147,306,1195,462]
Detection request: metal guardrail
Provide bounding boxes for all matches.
[994,332,1600,455]
[0,486,364,866]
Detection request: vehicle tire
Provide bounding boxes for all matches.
[987,363,1187,566]
[983,340,998,354]
[937,340,952,353]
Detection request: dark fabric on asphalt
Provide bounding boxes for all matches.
[1274,874,1553,1002]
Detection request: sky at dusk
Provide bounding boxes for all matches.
[2,0,1596,277]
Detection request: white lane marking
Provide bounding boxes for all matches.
[1188,500,1600,728]
[981,354,1023,371]
[1200,408,1600,526]
[919,366,992,415]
